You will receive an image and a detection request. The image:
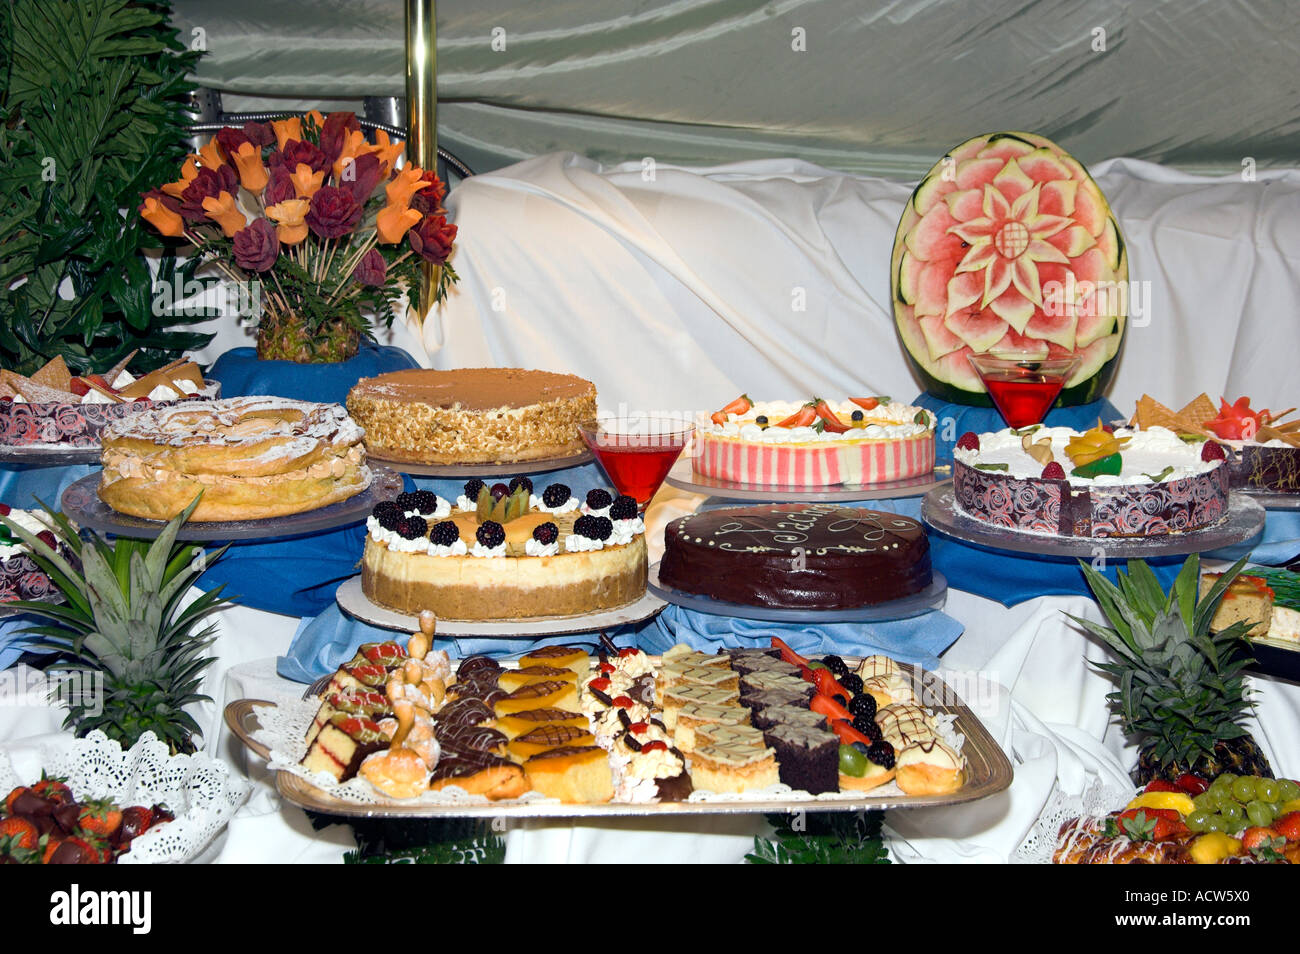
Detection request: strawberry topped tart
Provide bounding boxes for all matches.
[695,394,936,487]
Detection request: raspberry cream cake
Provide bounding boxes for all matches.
[952,424,1229,537]
[361,480,647,620]
[696,395,935,487]
[347,368,596,464]
[659,504,932,609]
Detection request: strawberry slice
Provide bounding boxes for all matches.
[776,403,818,428]
[849,397,880,411]
[69,378,91,397]
[810,667,848,700]
[828,719,873,748]
[1143,779,1181,794]
[770,637,808,668]
[710,394,753,425]
[813,399,850,433]
[810,693,852,724]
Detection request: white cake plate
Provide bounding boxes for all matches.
[335,576,667,638]
[921,486,1267,559]
[60,466,404,541]
[664,458,950,502]
[363,449,594,478]
[647,561,947,623]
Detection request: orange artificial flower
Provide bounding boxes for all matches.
[371,130,405,176]
[385,165,429,211]
[270,116,302,152]
[160,156,200,198]
[198,138,226,170]
[201,190,247,237]
[376,203,422,244]
[232,142,269,193]
[266,199,310,245]
[140,197,185,237]
[331,128,378,182]
[304,109,325,131]
[290,162,325,199]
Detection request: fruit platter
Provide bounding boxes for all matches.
[225,620,1011,818]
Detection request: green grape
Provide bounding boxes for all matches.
[1193,792,1217,813]
[1221,802,1245,824]
[1279,779,1300,801]
[1186,810,1212,833]
[1231,776,1258,804]
[1257,778,1282,803]
[1203,815,1223,833]
[1211,773,1237,792]
[1246,800,1275,828]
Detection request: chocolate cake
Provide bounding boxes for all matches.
[659,504,931,609]
[1226,443,1300,493]
[750,704,829,733]
[762,722,840,795]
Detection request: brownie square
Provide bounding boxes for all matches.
[751,704,827,733]
[762,722,839,795]
[739,687,814,713]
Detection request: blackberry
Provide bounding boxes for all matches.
[848,693,877,720]
[532,522,559,545]
[429,520,460,547]
[608,495,638,521]
[852,712,876,736]
[866,740,895,770]
[395,491,420,511]
[821,654,849,678]
[410,490,441,514]
[851,409,864,422]
[585,488,613,511]
[475,520,506,548]
[397,516,427,540]
[463,478,486,500]
[373,502,402,531]
[574,514,612,540]
[508,476,534,495]
[832,692,850,708]
[840,672,864,695]
[542,482,571,508]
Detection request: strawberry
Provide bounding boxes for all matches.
[956,431,980,452]
[710,394,753,425]
[1174,773,1210,796]
[810,693,853,724]
[776,404,818,429]
[0,817,39,853]
[49,835,105,864]
[849,397,881,411]
[0,503,10,517]
[119,805,155,841]
[36,530,56,550]
[1274,811,1300,843]
[4,785,27,815]
[41,837,62,864]
[1241,827,1283,853]
[1201,440,1226,462]
[1143,779,1181,794]
[829,719,874,748]
[29,775,72,805]
[813,399,850,433]
[1041,462,1066,479]
[68,378,91,397]
[84,373,111,391]
[770,636,808,668]
[77,800,123,841]
[810,667,848,700]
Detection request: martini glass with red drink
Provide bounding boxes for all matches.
[967,353,1081,429]
[578,416,694,512]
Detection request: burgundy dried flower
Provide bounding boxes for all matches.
[179,164,239,222]
[215,126,250,161]
[409,213,457,265]
[232,218,280,272]
[352,248,387,286]
[276,139,329,175]
[139,187,182,216]
[264,164,295,205]
[340,152,383,204]
[319,111,360,164]
[305,185,363,239]
[409,171,448,216]
[243,121,276,147]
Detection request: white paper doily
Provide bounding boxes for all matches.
[1012,778,1130,864]
[0,731,250,864]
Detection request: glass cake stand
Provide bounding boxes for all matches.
[59,466,404,541]
[921,485,1267,560]
[664,458,951,502]
[334,576,667,638]
[646,561,947,623]
[363,449,593,478]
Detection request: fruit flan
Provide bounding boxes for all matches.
[361,482,647,620]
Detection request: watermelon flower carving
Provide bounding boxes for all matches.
[892,132,1128,404]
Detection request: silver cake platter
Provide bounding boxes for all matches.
[921,486,1267,560]
[647,561,947,622]
[1238,487,1300,511]
[60,466,404,541]
[364,449,594,478]
[0,444,101,466]
[336,576,667,638]
[664,458,951,502]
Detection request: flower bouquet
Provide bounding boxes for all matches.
[139,111,458,363]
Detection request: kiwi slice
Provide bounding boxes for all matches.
[475,486,494,523]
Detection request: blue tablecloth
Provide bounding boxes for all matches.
[207,341,417,406]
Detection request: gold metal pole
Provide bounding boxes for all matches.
[405,0,437,319]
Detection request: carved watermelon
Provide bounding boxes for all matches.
[892,132,1128,406]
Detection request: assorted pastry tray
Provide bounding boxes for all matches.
[666,459,951,502]
[60,466,404,541]
[335,576,667,638]
[224,637,1012,820]
[921,485,1267,560]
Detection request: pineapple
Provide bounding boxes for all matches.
[257,311,361,363]
[1,497,230,755]
[1071,554,1273,785]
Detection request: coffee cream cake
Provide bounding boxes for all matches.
[361,479,647,620]
[346,368,596,465]
[98,396,370,521]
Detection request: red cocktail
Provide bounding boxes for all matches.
[578,417,693,511]
[968,353,1081,428]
